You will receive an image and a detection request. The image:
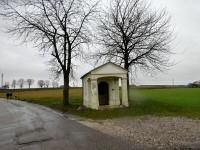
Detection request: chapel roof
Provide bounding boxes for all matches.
[81,62,127,79]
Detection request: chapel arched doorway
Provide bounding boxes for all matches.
[98,82,109,105]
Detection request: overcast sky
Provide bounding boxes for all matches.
[0,0,200,87]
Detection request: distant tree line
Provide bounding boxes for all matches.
[2,79,59,89]
[188,81,200,88]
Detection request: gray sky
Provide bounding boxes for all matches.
[0,0,200,87]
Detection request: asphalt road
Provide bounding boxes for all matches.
[0,99,144,150]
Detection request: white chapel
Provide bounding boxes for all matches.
[81,62,129,110]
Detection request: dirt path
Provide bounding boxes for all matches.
[77,116,200,149]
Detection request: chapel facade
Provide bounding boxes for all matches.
[81,62,129,110]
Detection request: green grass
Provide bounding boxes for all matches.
[1,88,200,119]
[71,88,200,119]
[129,88,200,117]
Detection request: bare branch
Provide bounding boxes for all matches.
[94,0,173,81]
[0,0,98,105]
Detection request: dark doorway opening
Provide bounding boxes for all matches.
[98,82,109,105]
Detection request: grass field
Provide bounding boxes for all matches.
[0,88,200,119]
[0,88,82,109]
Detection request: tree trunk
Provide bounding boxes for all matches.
[63,72,69,106]
[127,72,130,100]
[124,62,130,103]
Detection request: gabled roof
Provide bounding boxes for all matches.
[81,62,127,79]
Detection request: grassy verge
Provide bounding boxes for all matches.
[1,88,200,119]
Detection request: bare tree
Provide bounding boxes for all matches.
[0,0,98,106]
[52,81,59,88]
[95,0,173,83]
[18,79,25,89]
[38,80,45,88]
[44,80,50,88]
[11,79,17,89]
[26,79,34,88]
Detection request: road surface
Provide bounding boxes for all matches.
[0,99,143,150]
